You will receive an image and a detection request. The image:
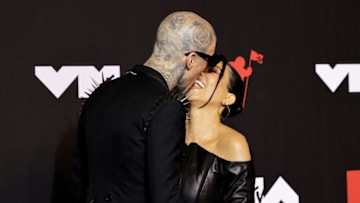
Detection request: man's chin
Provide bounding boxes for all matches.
[180,84,193,95]
[177,78,194,94]
[176,79,186,91]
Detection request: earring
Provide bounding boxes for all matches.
[221,104,231,120]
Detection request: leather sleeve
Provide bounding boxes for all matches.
[223,161,256,203]
[146,99,185,203]
[70,105,88,203]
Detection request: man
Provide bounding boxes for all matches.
[71,11,217,203]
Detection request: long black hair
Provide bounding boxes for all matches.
[223,64,245,118]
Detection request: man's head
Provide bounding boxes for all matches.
[144,11,217,91]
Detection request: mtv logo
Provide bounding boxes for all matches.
[255,176,299,203]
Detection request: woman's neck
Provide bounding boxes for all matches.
[186,106,222,145]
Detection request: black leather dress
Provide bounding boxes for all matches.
[180,143,255,203]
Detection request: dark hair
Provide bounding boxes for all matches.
[198,55,245,118]
[198,55,227,108]
[222,64,245,118]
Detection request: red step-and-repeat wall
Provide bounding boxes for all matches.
[1,0,359,202]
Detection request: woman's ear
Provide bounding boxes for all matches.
[222,93,236,106]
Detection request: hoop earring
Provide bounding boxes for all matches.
[221,105,231,120]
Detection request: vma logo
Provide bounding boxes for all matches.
[35,65,121,99]
[315,64,360,93]
[255,176,299,203]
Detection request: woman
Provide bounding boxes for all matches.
[180,56,255,203]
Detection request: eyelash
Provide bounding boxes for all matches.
[209,68,220,74]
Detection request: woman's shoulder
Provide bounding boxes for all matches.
[215,126,252,162]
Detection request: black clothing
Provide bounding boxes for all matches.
[180,143,255,203]
[71,65,185,203]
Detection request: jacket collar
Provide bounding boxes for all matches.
[130,65,169,89]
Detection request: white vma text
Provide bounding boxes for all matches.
[35,65,121,99]
[315,64,360,93]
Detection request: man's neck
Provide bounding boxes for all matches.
[144,57,180,90]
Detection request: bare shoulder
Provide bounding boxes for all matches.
[216,126,252,162]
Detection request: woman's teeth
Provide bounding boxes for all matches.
[194,80,205,88]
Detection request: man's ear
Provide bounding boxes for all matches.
[222,93,236,106]
[185,52,196,70]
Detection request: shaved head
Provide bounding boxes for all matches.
[155,11,216,59]
[145,11,217,90]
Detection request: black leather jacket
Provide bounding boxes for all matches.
[180,143,255,203]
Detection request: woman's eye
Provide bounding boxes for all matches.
[207,66,221,74]
[212,68,221,74]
